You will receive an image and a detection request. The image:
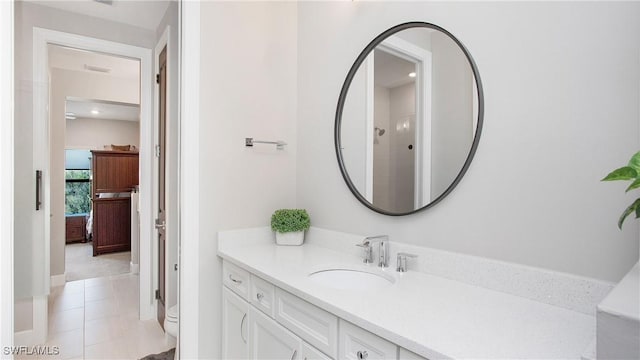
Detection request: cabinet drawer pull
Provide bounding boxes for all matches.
[290,350,297,360]
[256,292,264,301]
[357,350,368,360]
[240,313,247,344]
[228,274,243,284]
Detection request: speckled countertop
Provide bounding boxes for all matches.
[218,234,595,359]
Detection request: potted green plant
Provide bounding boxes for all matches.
[271,209,311,246]
[602,151,640,229]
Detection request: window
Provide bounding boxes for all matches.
[65,149,92,215]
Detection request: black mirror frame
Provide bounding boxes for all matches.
[334,21,484,216]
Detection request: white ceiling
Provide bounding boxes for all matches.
[66,98,140,122]
[24,0,172,31]
[49,44,140,81]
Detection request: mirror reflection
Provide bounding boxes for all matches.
[338,23,482,215]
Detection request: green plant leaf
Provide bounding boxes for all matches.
[626,178,640,192]
[602,166,637,181]
[618,198,640,229]
[628,151,640,172]
[271,209,311,233]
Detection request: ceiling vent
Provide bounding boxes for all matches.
[84,64,111,74]
[93,0,113,5]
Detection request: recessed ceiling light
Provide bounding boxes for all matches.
[408,72,416,78]
[91,110,100,115]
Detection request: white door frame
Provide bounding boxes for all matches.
[32,28,155,323]
[178,0,200,358]
[0,0,15,354]
[377,37,432,208]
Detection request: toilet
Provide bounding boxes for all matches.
[164,304,178,339]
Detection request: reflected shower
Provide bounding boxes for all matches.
[374,127,386,144]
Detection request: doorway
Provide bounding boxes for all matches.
[3,1,188,356]
[15,28,157,349]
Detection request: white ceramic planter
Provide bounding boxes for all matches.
[275,231,304,246]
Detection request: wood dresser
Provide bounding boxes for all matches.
[91,150,139,256]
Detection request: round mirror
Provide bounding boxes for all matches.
[335,22,484,216]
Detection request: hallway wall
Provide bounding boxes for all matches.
[14,0,154,333]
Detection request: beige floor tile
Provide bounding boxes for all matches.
[84,284,114,302]
[49,291,84,313]
[85,298,118,321]
[48,308,84,334]
[83,276,112,289]
[84,336,130,360]
[84,316,125,347]
[44,328,84,360]
[121,323,175,360]
[43,273,172,360]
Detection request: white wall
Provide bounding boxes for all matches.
[66,118,139,150]
[430,30,474,199]
[296,1,640,282]
[198,2,298,358]
[14,1,154,332]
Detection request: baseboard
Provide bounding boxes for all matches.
[50,273,65,287]
[131,262,139,274]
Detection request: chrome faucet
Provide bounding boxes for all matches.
[355,239,373,264]
[363,235,389,268]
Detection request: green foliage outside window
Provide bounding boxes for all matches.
[65,170,91,215]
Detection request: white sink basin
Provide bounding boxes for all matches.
[309,267,394,290]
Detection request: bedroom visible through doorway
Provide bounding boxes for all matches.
[56,44,142,285]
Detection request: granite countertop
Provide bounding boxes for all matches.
[218,240,594,359]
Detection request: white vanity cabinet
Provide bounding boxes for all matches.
[222,260,425,360]
[250,274,276,317]
[222,287,250,359]
[223,260,251,300]
[302,342,333,360]
[249,306,301,360]
[339,320,398,360]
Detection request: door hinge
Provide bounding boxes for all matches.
[155,289,160,300]
[155,144,161,157]
[156,74,160,84]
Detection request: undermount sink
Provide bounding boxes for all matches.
[309,267,395,290]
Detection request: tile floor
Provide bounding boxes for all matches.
[18,273,175,359]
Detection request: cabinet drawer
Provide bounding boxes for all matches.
[399,348,427,360]
[275,288,338,359]
[339,320,397,360]
[223,261,250,300]
[251,274,276,318]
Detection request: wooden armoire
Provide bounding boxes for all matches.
[91,150,139,256]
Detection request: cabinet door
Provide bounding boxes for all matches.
[249,306,301,360]
[339,320,397,360]
[92,151,139,193]
[301,342,332,360]
[222,287,250,360]
[92,198,131,255]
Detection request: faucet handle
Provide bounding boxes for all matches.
[355,241,373,264]
[396,252,418,272]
